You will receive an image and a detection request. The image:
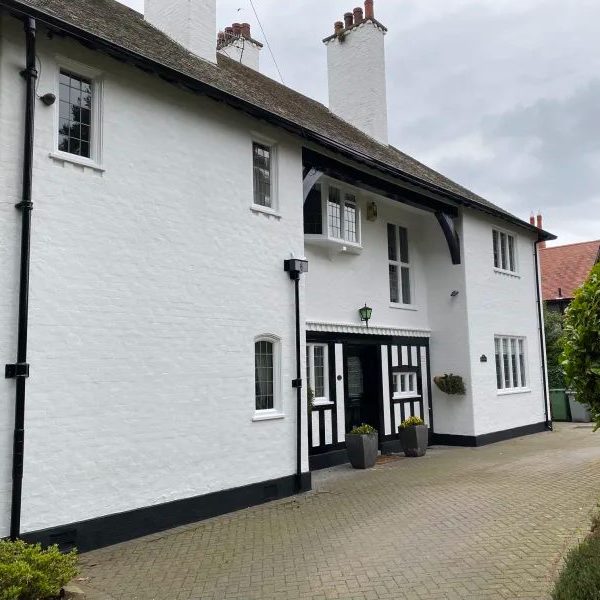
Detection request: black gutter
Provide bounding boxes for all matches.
[534,240,552,431]
[4,16,37,541]
[0,0,556,242]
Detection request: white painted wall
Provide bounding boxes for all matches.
[218,38,261,71]
[145,0,217,64]
[0,16,307,537]
[325,21,388,144]
[462,213,547,435]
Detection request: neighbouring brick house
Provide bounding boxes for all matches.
[540,235,600,313]
[1,0,555,551]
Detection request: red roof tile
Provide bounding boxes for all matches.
[540,240,600,301]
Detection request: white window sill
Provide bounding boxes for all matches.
[493,268,520,279]
[497,388,531,396]
[393,394,421,400]
[304,235,362,255]
[389,303,417,312]
[312,399,334,407]
[49,151,105,173]
[250,204,281,219]
[252,410,285,422]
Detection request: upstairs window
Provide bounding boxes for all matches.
[388,224,412,305]
[252,142,273,208]
[58,70,92,158]
[495,336,527,391]
[493,229,517,273]
[304,180,362,251]
[306,344,329,404]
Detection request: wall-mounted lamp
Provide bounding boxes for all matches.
[450,290,460,297]
[39,93,56,106]
[359,304,373,328]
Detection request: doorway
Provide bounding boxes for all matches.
[344,345,382,435]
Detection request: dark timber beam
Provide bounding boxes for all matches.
[435,212,461,265]
[303,148,459,217]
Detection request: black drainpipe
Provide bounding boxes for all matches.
[284,259,308,492]
[534,240,552,431]
[4,16,37,540]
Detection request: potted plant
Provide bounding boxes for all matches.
[398,416,428,457]
[346,423,378,469]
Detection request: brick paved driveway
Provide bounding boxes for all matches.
[79,424,600,599]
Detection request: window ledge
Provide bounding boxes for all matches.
[304,235,362,254]
[250,204,281,219]
[393,394,422,400]
[252,411,285,422]
[493,268,520,279]
[312,400,335,407]
[49,151,105,173]
[389,303,417,312]
[497,388,531,396]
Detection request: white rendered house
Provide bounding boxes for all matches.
[0,0,554,550]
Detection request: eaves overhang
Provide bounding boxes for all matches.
[0,0,557,242]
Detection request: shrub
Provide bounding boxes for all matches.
[561,263,600,430]
[349,423,377,435]
[544,307,565,389]
[398,416,425,430]
[0,540,78,600]
[552,516,600,600]
[433,374,466,395]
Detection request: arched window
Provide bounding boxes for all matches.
[255,335,281,412]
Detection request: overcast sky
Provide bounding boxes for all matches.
[120,0,600,245]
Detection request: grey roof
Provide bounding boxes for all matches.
[2,0,554,239]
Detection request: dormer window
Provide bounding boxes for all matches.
[304,180,362,252]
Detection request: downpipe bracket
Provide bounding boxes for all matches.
[5,363,30,379]
[15,201,33,211]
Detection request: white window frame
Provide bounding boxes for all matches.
[494,335,529,393]
[388,223,414,307]
[304,178,362,252]
[253,334,284,421]
[306,343,332,406]
[492,228,519,275]
[250,133,279,216]
[51,56,104,171]
[392,372,420,399]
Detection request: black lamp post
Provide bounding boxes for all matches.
[359,304,373,328]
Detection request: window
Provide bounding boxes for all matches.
[495,336,527,391]
[252,142,273,208]
[306,344,329,404]
[388,224,412,305]
[304,180,362,249]
[393,372,418,399]
[58,70,93,158]
[493,229,517,273]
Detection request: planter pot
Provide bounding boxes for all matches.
[398,424,428,457]
[346,433,378,469]
[567,391,592,423]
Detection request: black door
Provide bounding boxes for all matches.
[344,345,381,434]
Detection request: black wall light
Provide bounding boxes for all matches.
[40,92,56,106]
[359,304,373,328]
[450,290,460,297]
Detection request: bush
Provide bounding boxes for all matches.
[0,540,78,600]
[552,519,600,600]
[398,416,425,430]
[433,374,466,395]
[545,307,565,389]
[561,263,600,430]
[349,423,377,435]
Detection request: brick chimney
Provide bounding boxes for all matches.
[323,0,389,144]
[536,213,546,249]
[145,0,217,64]
[217,21,263,71]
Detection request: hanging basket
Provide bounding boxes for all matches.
[434,374,466,395]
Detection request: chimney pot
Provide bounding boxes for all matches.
[536,213,543,229]
[232,22,242,36]
[344,12,354,28]
[241,22,251,39]
[364,0,374,20]
[529,213,535,225]
[353,7,364,25]
[334,21,344,34]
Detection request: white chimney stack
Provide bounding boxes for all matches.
[323,0,389,144]
[217,23,263,71]
[145,0,217,64]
